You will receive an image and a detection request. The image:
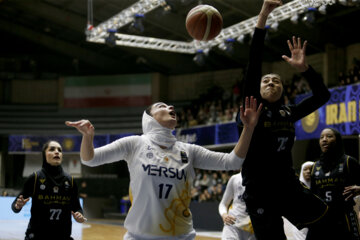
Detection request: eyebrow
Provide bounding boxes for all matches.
[153,103,166,108]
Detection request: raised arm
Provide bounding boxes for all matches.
[257,0,283,29]
[233,96,262,158]
[243,0,282,99]
[282,37,330,120]
[65,120,95,161]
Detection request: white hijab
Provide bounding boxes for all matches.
[299,161,314,188]
[142,111,177,148]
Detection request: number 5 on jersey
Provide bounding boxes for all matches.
[159,184,173,199]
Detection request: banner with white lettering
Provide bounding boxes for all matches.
[295,84,360,140]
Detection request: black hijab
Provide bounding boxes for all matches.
[319,127,345,172]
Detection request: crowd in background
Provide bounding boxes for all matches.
[338,59,360,86]
[191,169,235,203]
[177,74,307,129]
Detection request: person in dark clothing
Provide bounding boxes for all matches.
[307,128,360,240]
[236,1,331,239]
[11,140,86,240]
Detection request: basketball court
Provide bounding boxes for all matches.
[0,219,221,240]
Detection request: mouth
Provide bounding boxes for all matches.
[169,110,176,119]
[321,144,329,150]
[53,156,61,160]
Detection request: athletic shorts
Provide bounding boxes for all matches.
[243,181,328,240]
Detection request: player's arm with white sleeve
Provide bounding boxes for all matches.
[65,119,134,166]
[219,175,236,225]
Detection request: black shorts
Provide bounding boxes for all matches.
[243,181,328,240]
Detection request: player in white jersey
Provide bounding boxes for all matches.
[66,97,262,240]
[219,172,255,240]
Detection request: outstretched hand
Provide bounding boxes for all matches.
[282,36,309,72]
[65,120,94,137]
[15,195,30,210]
[239,96,262,129]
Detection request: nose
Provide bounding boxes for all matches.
[168,105,174,110]
[268,81,274,86]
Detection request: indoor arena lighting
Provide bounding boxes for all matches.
[87,0,336,54]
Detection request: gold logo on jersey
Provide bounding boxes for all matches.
[301,110,320,133]
[40,179,46,184]
[160,181,191,235]
[164,157,169,162]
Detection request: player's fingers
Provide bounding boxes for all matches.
[239,105,245,119]
[287,39,293,51]
[302,40,307,53]
[245,96,249,109]
[297,37,301,49]
[282,55,290,63]
[257,103,263,114]
[252,97,257,110]
[65,120,82,127]
[292,36,297,48]
[249,96,254,109]
[24,198,30,203]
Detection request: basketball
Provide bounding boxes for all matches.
[185,4,223,41]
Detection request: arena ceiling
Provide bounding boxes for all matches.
[0,0,359,76]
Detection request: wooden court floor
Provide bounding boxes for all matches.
[0,219,221,240]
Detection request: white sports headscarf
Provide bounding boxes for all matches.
[299,161,314,188]
[142,111,177,148]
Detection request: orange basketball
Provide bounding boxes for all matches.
[185,5,223,41]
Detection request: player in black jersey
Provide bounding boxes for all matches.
[11,140,86,240]
[307,128,360,240]
[236,1,331,239]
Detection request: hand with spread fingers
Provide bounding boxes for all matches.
[282,36,309,72]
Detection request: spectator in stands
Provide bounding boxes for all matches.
[338,71,346,86]
[66,98,262,239]
[199,171,212,191]
[11,140,86,240]
[2,190,9,196]
[354,75,359,84]
[196,106,207,125]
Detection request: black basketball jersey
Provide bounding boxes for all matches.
[311,155,353,209]
[12,169,82,240]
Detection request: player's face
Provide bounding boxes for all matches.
[260,74,283,103]
[45,141,63,166]
[319,128,337,153]
[151,102,177,129]
[303,165,312,181]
